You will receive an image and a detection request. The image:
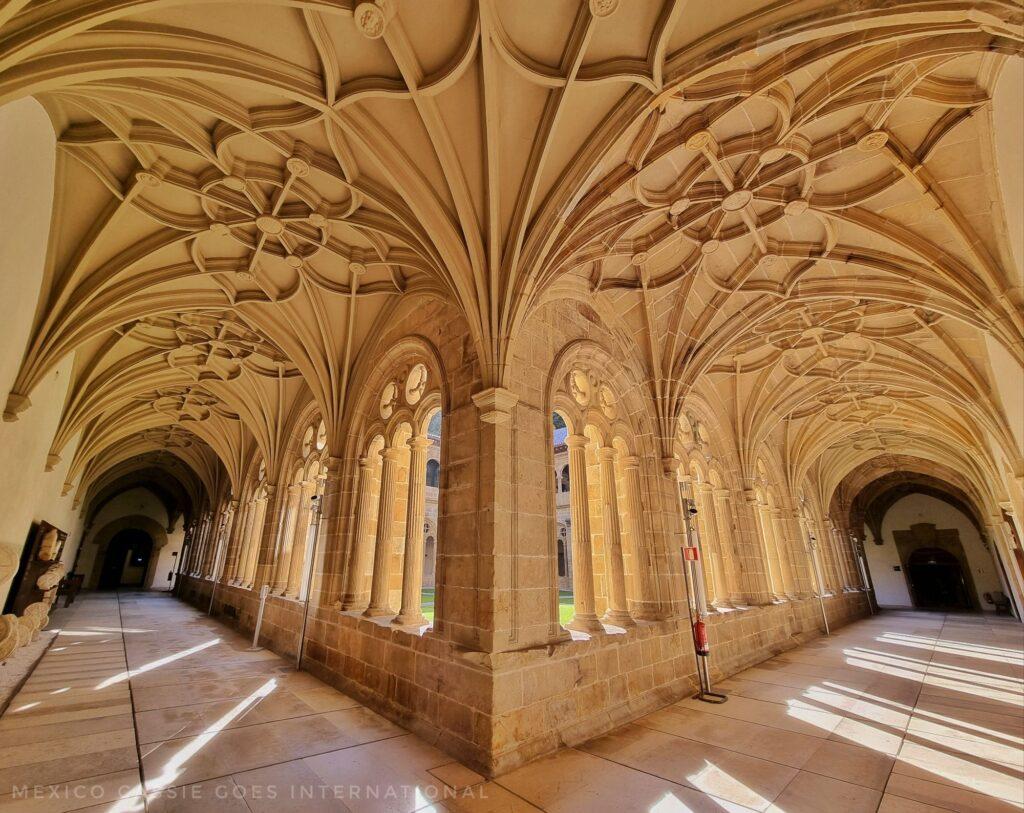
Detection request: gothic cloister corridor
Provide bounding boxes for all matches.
[0,591,1020,812]
[0,1,1022,809]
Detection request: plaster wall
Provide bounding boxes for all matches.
[865,493,1003,610]
[0,97,83,609]
[76,488,184,590]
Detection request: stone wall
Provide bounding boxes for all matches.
[176,291,873,777]
[179,572,868,775]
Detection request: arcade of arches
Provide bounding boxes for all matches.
[0,0,1022,785]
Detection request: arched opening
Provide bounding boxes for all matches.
[420,408,442,623]
[906,547,974,611]
[425,458,440,488]
[844,466,1009,615]
[552,412,574,624]
[98,528,153,590]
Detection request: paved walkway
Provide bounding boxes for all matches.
[0,593,1020,812]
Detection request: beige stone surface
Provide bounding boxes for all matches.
[1,591,1020,813]
[0,0,1022,786]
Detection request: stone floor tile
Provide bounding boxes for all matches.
[884,773,1024,813]
[146,777,250,813]
[764,771,882,813]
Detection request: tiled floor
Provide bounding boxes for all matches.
[0,594,1020,812]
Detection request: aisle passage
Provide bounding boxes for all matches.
[0,594,1020,812]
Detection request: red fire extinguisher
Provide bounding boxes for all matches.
[693,618,710,657]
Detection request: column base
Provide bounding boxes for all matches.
[392,613,428,627]
[362,606,394,618]
[337,589,366,606]
[566,613,604,633]
[601,610,635,628]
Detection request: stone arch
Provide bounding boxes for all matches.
[340,336,449,627]
[545,339,661,631]
[87,515,168,590]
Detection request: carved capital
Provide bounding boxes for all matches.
[472,387,519,424]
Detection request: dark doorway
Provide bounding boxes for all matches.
[906,547,972,610]
[98,529,153,590]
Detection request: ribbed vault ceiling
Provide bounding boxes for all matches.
[0,0,1020,505]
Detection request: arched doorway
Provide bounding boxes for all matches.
[97,529,153,590]
[906,547,972,611]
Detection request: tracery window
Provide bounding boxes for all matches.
[340,360,442,629]
[551,366,655,632]
[270,420,328,600]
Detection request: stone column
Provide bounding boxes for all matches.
[197,514,211,576]
[225,501,251,583]
[214,501,237,582]
[284,481,316,598]
[784,508,813,597]
[341,456,377,610]
[203,507,224,577]
[771,508,796,597]
[712,488,745,604]
[188,514,205,574]
[271,484,301,593]
[807,519,832,594]
[565,434,603,633]
[311,458,343,607]
[989,519,1024,614]
[364,446,402,616]
[750,497,781,601]
[241,490,270,588]
[832,524,857,590]
[695,482,727,606]
[597,447,634,627]
[395,435,430,625]
[254,484,286,588]
[620,455,660,620]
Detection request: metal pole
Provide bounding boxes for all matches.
[675,486,705,684]
[296,494,325,670]
[678,492,726,703]
[250,584,270,650]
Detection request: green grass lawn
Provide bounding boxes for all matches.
[420,588,575,624]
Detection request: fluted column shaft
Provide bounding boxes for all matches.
[621,455,660,619]
[752,500,782,600]
[193,518,206,574]
[832,523,856,590]
[205,509,226,576]
[770,508,796,596]
[196,515,211,576]
[364,446,403,616]
[695,482,726,606]
[241,491,270,587]
[597,447,633,627]
[565,434,602,633]
[225,501,251,582]
[214,502,237,582]
[395,436,431,625]
[341,457,378,609]
[285,480,317,597]
[272,485,302,593]
[712,488,744,604]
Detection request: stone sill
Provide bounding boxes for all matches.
[338,608,432,636]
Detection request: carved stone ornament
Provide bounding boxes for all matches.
[36,562,67,591]
[570,369,593,406]
[0,614,20,659]
[405,363,428,406]
[380,381,398,419]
